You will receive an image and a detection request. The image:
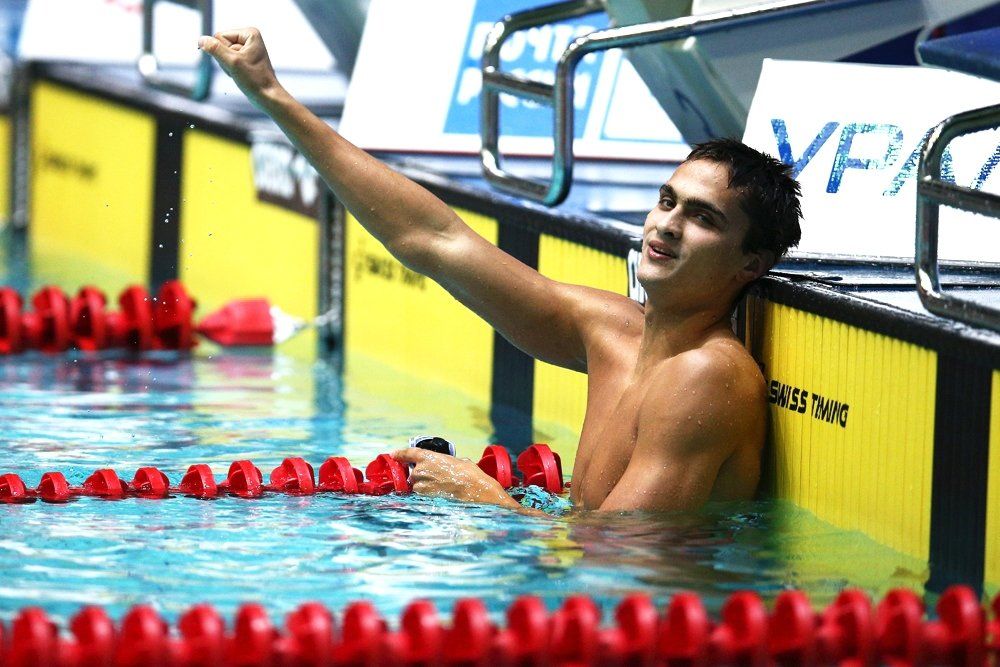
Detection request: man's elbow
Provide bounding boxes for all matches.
[392,227,465,278]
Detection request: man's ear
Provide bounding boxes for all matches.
[740,250,774,282]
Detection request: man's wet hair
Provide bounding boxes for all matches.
[686,138,802,263]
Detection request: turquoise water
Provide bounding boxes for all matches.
[0,233,928,627]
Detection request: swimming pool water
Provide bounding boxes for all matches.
[0,232,929,627]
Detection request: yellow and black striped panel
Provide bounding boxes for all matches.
[178,130,320,357]
[0,112,10,225]
[29,81,155,291]
[343,208,497,406]
[987,370,1000,597]
[758,300,936,561]
[533,234,628,468]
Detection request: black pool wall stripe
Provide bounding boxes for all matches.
[489,220,539,452]
[149,117,184,290]
[928,354,992,595]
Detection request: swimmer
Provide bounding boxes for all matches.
[198,28,801,514]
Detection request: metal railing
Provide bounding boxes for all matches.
[916,103,1000,333]
[480,0,873,206]
[138,0,214,101]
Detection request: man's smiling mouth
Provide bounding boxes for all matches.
[647,241,677,260]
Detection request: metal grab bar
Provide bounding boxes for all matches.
[480,0,603,205]
[138,0,214,101]
[916,103,1000,333]
[480,0,874,206]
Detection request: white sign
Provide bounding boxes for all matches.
[743,60,1000,263]
[18,0,332,70]
[339,0,687,161]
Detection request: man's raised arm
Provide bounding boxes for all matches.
[198,28,622,371]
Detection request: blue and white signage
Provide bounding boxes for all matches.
[743,60,1000,262]
[339,0,686,160]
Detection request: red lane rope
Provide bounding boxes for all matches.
[0,444,564,503]
[0,282,198,355]
[0,281,281,353]
[0,586,997,666]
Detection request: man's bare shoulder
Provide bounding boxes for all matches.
[667,337,763,389]
[639,337,767,441]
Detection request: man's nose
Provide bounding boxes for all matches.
[655,208,683,238]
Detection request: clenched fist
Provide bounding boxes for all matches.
[198,28,282,107]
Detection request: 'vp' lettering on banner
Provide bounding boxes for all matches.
[769,119,1000,196]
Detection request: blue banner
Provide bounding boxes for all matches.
[443,0,610,139]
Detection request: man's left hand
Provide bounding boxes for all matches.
[391,448,516,507]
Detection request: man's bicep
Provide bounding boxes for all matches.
[595,356,751,512]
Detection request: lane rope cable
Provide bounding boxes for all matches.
[0,443,564,502]
[0,585,997,666]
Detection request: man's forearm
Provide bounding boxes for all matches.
[254,85,459,273]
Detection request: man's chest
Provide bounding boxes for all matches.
[570,369,646,508]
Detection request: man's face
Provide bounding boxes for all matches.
[638,159,758,303]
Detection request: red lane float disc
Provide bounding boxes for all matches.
[117,286,155,351]
[69,286,110,351]
[610,594,658,663]
[269,457,316,495]
[153,280,197,350]
[877,588,925,664]
[318,456,363,494]
[222,461,264,499]
[769,590,817,664]
[719,591,768,666]
[130,467,171,499]
[363,454,409,495]
[178,464,218,499]
[70,606,116,666]
[477,444,515,488]
[177,604,225,666]
[0,287,24,354]
[82,469,128,499]
[0,473,29,503]
[32,286,72,354]
[516,443,563,494]
[37,472,71,503]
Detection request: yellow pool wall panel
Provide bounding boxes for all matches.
[987,370,1000,596]
[0,112,10,226]
[759,300,936,561]
[179,130,320,358]
[29,81,155,291]
[533,235,628,463]
[343,208,496,406]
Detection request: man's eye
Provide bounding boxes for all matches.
[658,197,674,208]
[695,213,713,225]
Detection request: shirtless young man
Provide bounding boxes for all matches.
[199,28,802,514]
